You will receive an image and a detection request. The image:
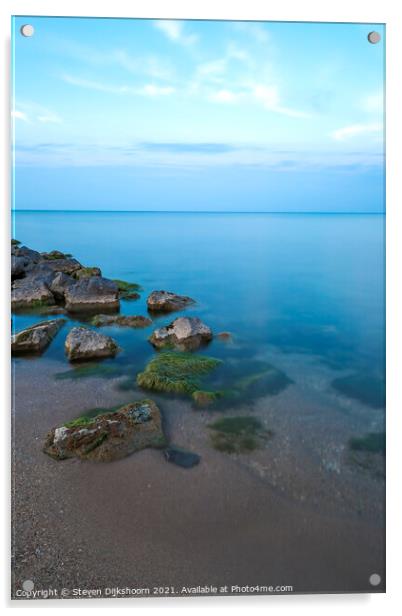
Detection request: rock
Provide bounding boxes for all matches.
[137,351,222,397]
[35,257,82,275]
[149,316,212,351]
[12,319,66,355]
[11,278,55,310]
[217,331,233,342]
[91,315,152,328]
[65,327,120,361]
[113,280,142,300]
[121,291,140,300]
[41,250,73,260]
[147,290,195,313]
[48,271,75,301]
[74,267,102,279]
[64,277,119,312]
[11,256,27,280]
[37,306,68,316]
[13,246,41,263]
[43,400,166,461]
[163,446,200,468]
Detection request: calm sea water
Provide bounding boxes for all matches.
[12,211,385,412]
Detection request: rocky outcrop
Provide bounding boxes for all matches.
[91,314,152,328]
[65,327,119,361]
[64,277,119,312]
[149,316,212,351]
[147,290,195,313]
[36,257,82,275]
[12,319,66,355]
[43,399,166,461]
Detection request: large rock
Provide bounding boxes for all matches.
[43,399,166,461]
[147,290,195,313]
[91,314,152,328]
[64,277,119,312]
[65,326,119,361]
[149,317,213,351]
[12,319,66,355]
[11,278,55,310]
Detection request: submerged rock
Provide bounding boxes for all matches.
[12,319,66,355]
[65,326,119,361]
[149,317,212,351]
[217,331,233,342]
[208,416,273,454]
[43,399,166,461]
[91,314,152,328]
[137,351,221,398]
[164,446,200,468]
[147,290,195,313]
[64,277,119,312]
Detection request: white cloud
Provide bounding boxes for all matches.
[209,89,239,103]
[62,74,175,98]
[140,84,175,97]
[232,22,270,44]
[331,123,382,141]
[12,110,29,122]
[154,20,198,46]
[251,84,311,117]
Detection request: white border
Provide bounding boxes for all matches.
[1,1,401,614]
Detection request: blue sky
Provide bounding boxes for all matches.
[12,17,385,212]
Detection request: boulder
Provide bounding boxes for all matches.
[11,278,55,310]
[65,326,119,361]
[13,245,41,263]
[12,319,66,355]
[91,314,152,328]
[147,290,195,313]
[43,399,166,461]
[149,316,212,351]
[64,277,119,312]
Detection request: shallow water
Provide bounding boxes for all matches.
[12,210,385,412]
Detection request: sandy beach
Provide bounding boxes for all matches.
[12,350,385,598]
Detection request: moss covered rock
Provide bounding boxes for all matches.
[137,351,221,397]
[44,399,166,461]
[12,319,66,355]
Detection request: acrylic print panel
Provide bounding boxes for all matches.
[11,16,385,599]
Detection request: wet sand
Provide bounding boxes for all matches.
[12,353,385,598]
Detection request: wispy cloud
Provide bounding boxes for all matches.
[62,74,175,97]
[12,110,29,122]
[360,92,383,114]
[12,103,62,124]
[331,123,382,141]
[154,20,198,46]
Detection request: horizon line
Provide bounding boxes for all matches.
[13,209,385,215]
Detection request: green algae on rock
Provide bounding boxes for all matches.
[54,362,125,381]
[332,373,385,409]
[112,279,142,300]
[349,432,385,455]
[91,314,152,328]
[137,351,222,398]
[191,390,222,407]
[208,416,273,454]
[44,399,166,461]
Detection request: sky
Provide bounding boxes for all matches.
[12,17,385,212]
